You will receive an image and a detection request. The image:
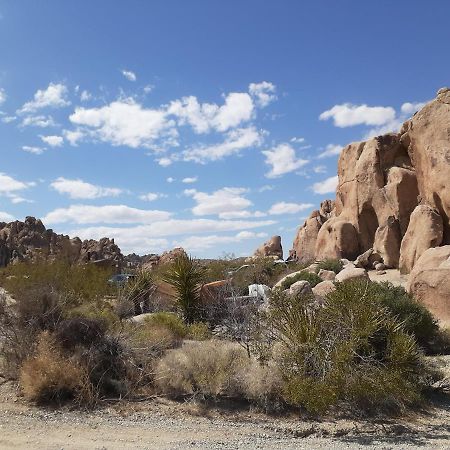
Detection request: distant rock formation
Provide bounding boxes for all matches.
[0,216,123,268]
[253,236,283,260]
[290,87,450,273]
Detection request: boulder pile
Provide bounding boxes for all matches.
[290,87,450,274]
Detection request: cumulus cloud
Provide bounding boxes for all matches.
[166,177,175,183]
[318,143,342,158]
[248,81,277,107]
[22,145,46,155]
[401,101,427,115]
[174,230,268,252]
[312,175,338,194]
[1,115,16,124]
[218,210,266,220]
[319,103,396,127]
[50,177,123,199]
[63,129,84,146]
[21,115,57,128]
[268,201,314,215]
[121,70,137,81]
[185,187,252,217]
[19,83,70,114]
[183,127,263,163]
[139,192,164,202]
[0,211,14,221]
[69,98,176,149]
[182,176,198,184]
[262,143,309,178]
[168,92,254,134]
[40,135,63,147]
[43,204,171,224]
[80,90,92,102]
[157,157,173,167]
[0,88,6,105]
[0,173,34,203]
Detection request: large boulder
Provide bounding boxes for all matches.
[254,235,283,260]
[373,216,402,268]
[399,205,443,274]
[289,280,313,296]
[407,246,450,326]
[405,87,450,244]
[335,267,369,283]
[312,280,336,298]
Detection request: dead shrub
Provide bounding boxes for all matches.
[155,340,249,399]
[20,332,93,406]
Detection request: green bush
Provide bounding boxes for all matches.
[317,259,343,274]
[187,322,211,340]
[269,281,428,414]
[280,271,322,290]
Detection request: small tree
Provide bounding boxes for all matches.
[162,254,205,323]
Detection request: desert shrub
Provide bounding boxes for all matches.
[280,271,322,290]
[187,322,211,340]
[269,282,428,414]
[317,258,343,274]
[118,271,157,317]
[364,282,439,351]
[20,332,93,405]
[67,300,120,330]
[201,254,246,283]
[162,254,205,323]
[55,318,106,350]
[155,340,249,399]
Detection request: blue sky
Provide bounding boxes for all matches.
[0,1,449,257]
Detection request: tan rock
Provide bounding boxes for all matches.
[399,205,443,274]
[407,245,450,326]
[312,280,336,297]
[335,267,369,283]
[159,247,188,265]
[373,216,402,268]
[254,235,283,260]
[289,280,313,296]
[318,269,336,281]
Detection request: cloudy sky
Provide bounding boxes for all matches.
[0,1,449,257]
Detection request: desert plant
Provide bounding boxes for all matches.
[119,270,157,316]
[162,254,205,323]
[317,258,343,274]
[280,271,322,290]
[187,322,211,340]
[268,282,428,414]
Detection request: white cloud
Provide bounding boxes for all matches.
[1,115,16,123]
[258,185,274,192]
[40,135,63,147]
[121,69,137,81]
[80,90,92,102]
[318,143,342,158]
[157,157,173,167]
[22,145,45,155]
[0,211,14,221]
[319,103,396,127]
[401,101,427,115]
[182,176,198,184]
[0,88,6,105]
[262,143,309,178]
[143,84,154,94]
[168,91,254,134]
[313,165,327,174]
[0,173,34,204]
[63,129,84,146]
[218,210,266,219]
[44,204,171,224]
[312,176,338,194]
[166,177,175,183]
[19,83,70,114]
[183,126,263,163]
[139,192,164,202]
[249,81,277,107]
[174,231,268,252]
[268,201,314,215]
[68,218,276,254]
[50,177,123,199]
[185,187,252,217]
[21,115,57,128]
[69,98,176,149]
[290,137,305,143]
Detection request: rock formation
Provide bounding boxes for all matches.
[290,87,450,273]
[254,235,283,260]
[0,216,123,268]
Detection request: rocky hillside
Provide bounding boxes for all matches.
[291,87,450,269]
[0,216,123,268]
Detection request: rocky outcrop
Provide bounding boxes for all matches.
[407,246,450,325]
[399,205,443,274]
[290,87,450,274]
[254,236,283,260]
[0,216,124,268]
[290,200,334,263]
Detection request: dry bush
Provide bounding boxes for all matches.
[155,340,249,399]
[20,332,94,406]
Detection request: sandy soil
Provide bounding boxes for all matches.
[0,380,449,450]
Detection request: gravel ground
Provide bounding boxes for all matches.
[0,382,449,450]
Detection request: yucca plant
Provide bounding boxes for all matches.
[162,254,205,323]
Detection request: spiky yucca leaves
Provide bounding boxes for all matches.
[268,281,426,414]
[162,254,205,323]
